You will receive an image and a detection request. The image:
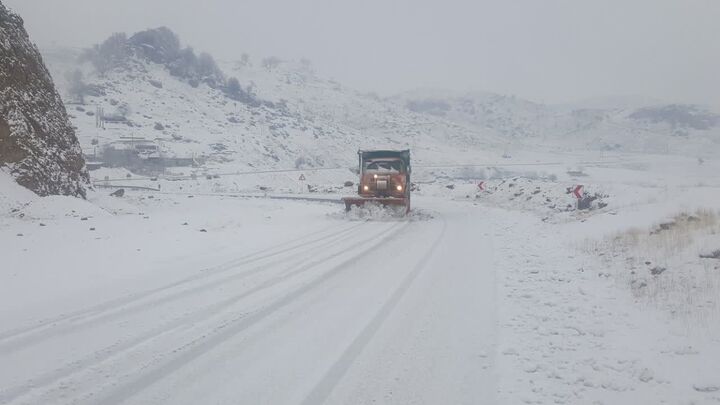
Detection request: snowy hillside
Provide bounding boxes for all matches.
[40,29,509,178]
[394,89,720,156]
[39,27,719,184]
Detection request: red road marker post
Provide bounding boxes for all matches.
[573,184,584,210]
[573,185,584,199]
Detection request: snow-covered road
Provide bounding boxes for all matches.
[1,197,497,405]
[4,189,719,404]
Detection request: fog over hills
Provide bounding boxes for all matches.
[7,0,720,111]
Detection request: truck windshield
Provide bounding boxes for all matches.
[364,159,404,173]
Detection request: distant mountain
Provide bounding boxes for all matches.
[37,27,720,176]
[393,89,720,154]
[555,95,666,112]
[628,104,720,131]
[0,1,88,197]
[392,89,557,138]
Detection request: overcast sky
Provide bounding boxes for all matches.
[5,0,720,109]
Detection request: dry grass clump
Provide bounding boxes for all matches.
[585,209,720,325]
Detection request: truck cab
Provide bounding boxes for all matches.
[343,149,411,213]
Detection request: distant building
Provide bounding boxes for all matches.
[103,138,160,167]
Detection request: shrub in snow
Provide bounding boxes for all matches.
[700,249,720,260]
[577,193,598,210]
[197,52,223,87]
[129,27,181,64]
[239,53,251,67]
[649,266,666,276]
[223,77,259,106]
[226,77,241,96]
[294,156,309,169]
[261,56,282,71]
[80,32,131,74]
[84,27,227,90]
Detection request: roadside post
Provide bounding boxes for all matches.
[299,173,306,193]
[573,184,584,209]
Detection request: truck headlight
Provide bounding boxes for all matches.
[396,185,403,191]
[363,185,369,191]
[373,174,378,179]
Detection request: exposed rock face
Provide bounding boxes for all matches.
[0,2,88,197]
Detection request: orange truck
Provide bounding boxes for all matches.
[342,149,411,213]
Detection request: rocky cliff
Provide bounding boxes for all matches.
[0,1,88,197]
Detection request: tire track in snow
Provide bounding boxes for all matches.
[0,222,373,403]
[301,216,448,405]
[0,221,362,349]
[2,221,408,405]
[85,221,410,405]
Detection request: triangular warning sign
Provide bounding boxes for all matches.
[299,174,306,181]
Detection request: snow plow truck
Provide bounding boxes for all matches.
[342,149,411,214]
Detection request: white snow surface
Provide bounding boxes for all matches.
[2,151,720,404]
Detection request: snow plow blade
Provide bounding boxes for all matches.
[342,196,410,213]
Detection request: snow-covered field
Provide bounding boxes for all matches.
[2,149,720,404]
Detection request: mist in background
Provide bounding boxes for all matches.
[5,0,720,109]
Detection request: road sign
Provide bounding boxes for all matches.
[573,185,584,199]
[299,174,306,181]
[478,181,485,191]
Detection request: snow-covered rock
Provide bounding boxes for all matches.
[0,1,88,197]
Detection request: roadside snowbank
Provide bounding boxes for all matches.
[1,171,108,222]
[494,207,720,404]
